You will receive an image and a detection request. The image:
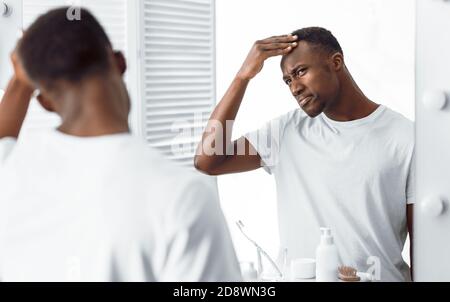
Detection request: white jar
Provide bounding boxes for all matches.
[291,258,316,279]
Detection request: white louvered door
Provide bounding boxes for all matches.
[138,0,216,166]
[20,0,129,139]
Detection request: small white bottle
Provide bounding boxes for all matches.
[315,227,339,282]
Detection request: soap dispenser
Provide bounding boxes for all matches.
[315,227,339,282]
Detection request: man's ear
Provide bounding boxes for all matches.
[36,93,56,113]
[331,53,344,72]
[114,51,127,75]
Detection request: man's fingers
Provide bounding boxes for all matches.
[262,42,297,50]
[266,47,294,58]
[266,34,291,40]
[258,34,298,44]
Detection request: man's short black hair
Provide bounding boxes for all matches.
[18,7,112,90]
[292,27,343,56]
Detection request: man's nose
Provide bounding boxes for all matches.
[290,79,305,96]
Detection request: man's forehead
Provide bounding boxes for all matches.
[281,41,323,72]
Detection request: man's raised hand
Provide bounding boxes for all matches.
[237,34,298,81]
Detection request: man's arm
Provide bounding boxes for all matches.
[194,35,298,175]
[0,51,35,139]
[407,203,414,281]
[0,77,34,139]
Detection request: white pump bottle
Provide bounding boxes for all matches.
[315,227,339,282]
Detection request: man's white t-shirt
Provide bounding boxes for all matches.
[0,130,241,282]
[245,105,414,282]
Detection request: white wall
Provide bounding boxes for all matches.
[216,0,415,266]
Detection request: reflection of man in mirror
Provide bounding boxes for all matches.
[196,27,414,282]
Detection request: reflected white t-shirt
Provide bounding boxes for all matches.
[245,105,414,282]
[0,130,241,282]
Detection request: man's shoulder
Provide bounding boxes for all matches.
[383,106,414,126]
[149,169,220,230]
[382,107,414,138]
[136,145,200,184]
[131,143,217,208]
[379,106,415,155]
[102,140,220,232]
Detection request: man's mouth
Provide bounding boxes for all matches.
[298,96,313,107]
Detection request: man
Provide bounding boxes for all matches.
[0,8,241,282]
[195,27,414,282]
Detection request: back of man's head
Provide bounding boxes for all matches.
[18,7,113,92]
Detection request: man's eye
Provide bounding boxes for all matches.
[296,69,306,76]
[285,79,292,85]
